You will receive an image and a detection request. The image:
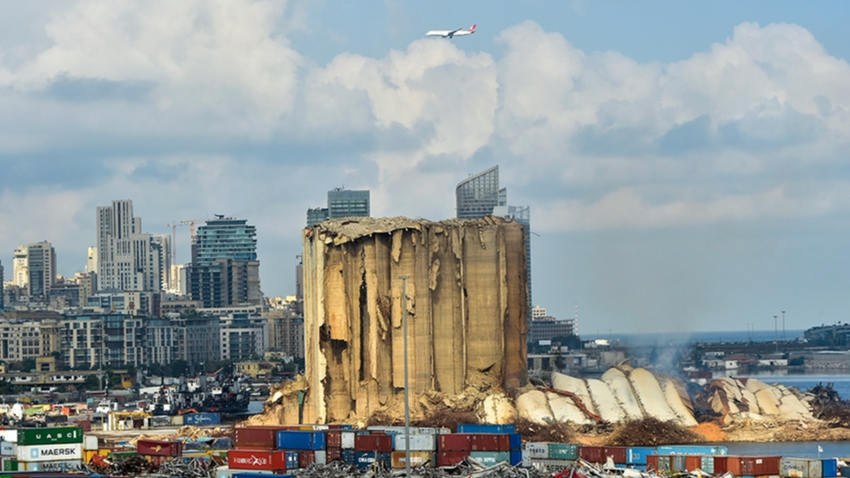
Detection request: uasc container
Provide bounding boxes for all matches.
[18,427,83,446]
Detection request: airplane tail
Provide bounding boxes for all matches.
[469,24,476,32]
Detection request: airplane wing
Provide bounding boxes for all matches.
[426,26,472,38]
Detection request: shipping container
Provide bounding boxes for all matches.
[150,416,172,428]
[627,447,656,465]
[548,443,579,460]
[233,473,294,478]
[83,435,98,451]
[741,456,781,476]
[0,443,15,456]
[391,451,434,469]
[341,450,356,465]
[315,450,327,466]
[393,434,436,452]
[469,434,505,452]
[341,431,356,450]
[184,412,222,426]
[354,434,393,452]
[172,415,185,426]
[437,451,470,467]
[701,455,715,474]
[137,440,183,457]
[579,446,626,464]
[823,458,839,478]
[326,448,341,463]
[18,459,82,471]
[657,445,728,456]
[647,455,671,472]
[524,443,548,459]
[715,456,743,476]
[781,457,823,478]
[469,451,510,466]
[75,420,92,432]
[354,451,391,469]
[1,457,17,471]
[0,430,17,443]
[17,427,83,446]
[326,431,342,448]
[276,431,322,451]
[235,427,280,449]
[227,449,287,471]
[298,451,314,468]
[510,450,522,466]
[367,426,448,435]
[284,451,299,470]
[16,443,83,462]
[509,434,521,451]
[439,434,471,452]
[456,424,516,434]
[528,458,576,472]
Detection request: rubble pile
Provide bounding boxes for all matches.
[809,383,850,427]
[606,417,701,446]
[513,417,576,444]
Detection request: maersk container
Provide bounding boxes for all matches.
[823,458,839,478]
[626,447,656,465]
[393,434,436,452]
[184,412,222,426]
[657,445,728,456]
[19,459,82,471]
[523,443,548,460]
[548,443,578,461]
[456,424,516,434]
[781,457,823,478]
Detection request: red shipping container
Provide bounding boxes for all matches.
[228,449,287,471]
[438,451,470,467]
[604,447,627,464]
[741,456,780,475]
[579,446,605,463]
[327,448,342,463]
[355,434,393,452]
[326,431,342,448]
[234,427,281,449]
[137,439,183,457]
[685,456,702,471]
[468,434,501,452]
[75,420,92,432]
[714,456,743,476]
[439,434,471,452]
[299,451,315,467]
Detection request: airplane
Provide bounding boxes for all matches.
[426,24,476,38]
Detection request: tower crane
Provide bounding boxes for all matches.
[165,218,210,290]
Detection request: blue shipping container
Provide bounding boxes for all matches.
[457,424,516,434]
[277,431,318,451]
[354,451,391,469]
[823,458,839,478]
[656,446,727,456]
[285,451,300,470]
[510,450,522,466]
[627,447,657,465]
[341,450,356,465]
[184,412,222,425]
[508,434,522,451]
[311,432,326,451]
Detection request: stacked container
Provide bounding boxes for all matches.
[436,424,522,467]
[15,426,84,471]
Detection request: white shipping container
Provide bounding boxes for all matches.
[0,430,18,443]
[20,459,82,471]
[84,435,98,451]
[523,443,549,459]
[393,434,436,452]
[521,450,532,468]
[0,441,16,456]
[216,467,275,478]
[341,431,356,449]
[315,450,327,465]
[17,443,83,463]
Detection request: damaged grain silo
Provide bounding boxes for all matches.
[300,216,529,423]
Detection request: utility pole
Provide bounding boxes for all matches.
[774,315,778,353]
[400,276,411,478]
[782,310,786,342]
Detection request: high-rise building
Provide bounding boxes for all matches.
[152,235,172,291]
[306,188,370,226]
[12,245,28,288]
[456,166,503,219]
[86,246,98,274]
[188,217,261,307]
[96,200,163,292]
[26,241,56,301]
[0,260,4,309]
[457,166,532,318]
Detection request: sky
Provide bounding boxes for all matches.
[1,1,849,334]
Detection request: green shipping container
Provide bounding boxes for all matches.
[469,452,510,466]
[2,458,17,472]
[17,427,83,446]
[548,444,579,460]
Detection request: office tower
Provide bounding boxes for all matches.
[152,235,172,291]
[306,188,371,226]
[86,246,98,274]
[12,245,28,288]
[0,260,4,309]
[96,200,162,292]
[456,166,502,219]
[457,166,532,318]
[188,217,261,307]
[26,241,56,301]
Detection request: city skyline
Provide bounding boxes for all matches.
[1,2,849,333]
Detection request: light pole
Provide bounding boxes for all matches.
[782,310,786,342]
[774,315,778,353]
[400,276,411,478]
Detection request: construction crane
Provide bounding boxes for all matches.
[165,218,210,290]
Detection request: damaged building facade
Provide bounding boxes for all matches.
[300,216,529,423]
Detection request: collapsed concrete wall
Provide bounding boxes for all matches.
[302,216,529,423]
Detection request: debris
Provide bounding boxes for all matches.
[606,417,702,446]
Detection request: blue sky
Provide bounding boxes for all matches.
[1,0,849,334]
